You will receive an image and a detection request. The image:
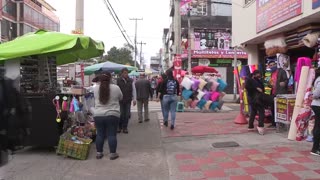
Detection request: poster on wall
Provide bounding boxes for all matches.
[256,0,302,32]
[193,29,231,50]
[180,0,207,16]
[313,0,320,9]
[173,54,182,82]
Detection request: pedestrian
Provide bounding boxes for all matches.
[91,73,123,160]
[150,76,157,100]
[116,68,137,134]
[310,68,320,156]
[245,70,266,135]
[157,69,180,130]
[156,73,167,120]
[135,73,152,123]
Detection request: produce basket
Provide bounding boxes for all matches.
[56,132,92,160]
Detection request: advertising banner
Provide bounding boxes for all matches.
[313,0,320,9]
[173,54,182,81]
[182,49,248,59]
[275,96,295,124]
[193,29,231,50]
[180,0,207,16]
[256,0,302,32]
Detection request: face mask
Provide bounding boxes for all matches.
[270,66,277,72]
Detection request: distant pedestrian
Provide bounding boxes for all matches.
[157,69,180,130]
[91,73,122,160]
[135,73,152,123]
[150,76,157,100]
[117,68,137,134]
[310,68,320,156]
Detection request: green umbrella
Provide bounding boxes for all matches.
[128,70,140,77]
[84,61,137,75]
[0,29,104,65]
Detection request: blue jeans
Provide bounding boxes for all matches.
[119,102,131,129]
[94,116,119,153]
[162,95,178,126]
[160,99,165,118]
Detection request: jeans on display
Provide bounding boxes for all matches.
[94,116,119,153]
[162,95,178,126]
[311,106,320,152]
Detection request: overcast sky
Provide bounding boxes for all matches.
[45,0,171,65]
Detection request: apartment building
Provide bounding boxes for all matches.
[0,0,59,42]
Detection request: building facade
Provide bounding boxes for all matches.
[232,0,320,65]
[0,0,59,42]
[163,0,248,93]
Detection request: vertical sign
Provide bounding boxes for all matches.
[173,54,182,82]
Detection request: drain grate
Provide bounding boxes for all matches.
[212,141,240,148]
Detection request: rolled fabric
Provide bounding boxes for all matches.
[190,100,199,108]
[198,78,208,90]
[211,91,220,102]
[203,91,212,101]
[197,99,207,110]
[210,80,220,92]
[191,78,200,91]
[210,102,219,110]
[197,89,205,100]
[217,79,227,92]
[204,100,213,110]
[181,77,194,90]
[204,81,213,91]
[219,92,226,101]
[182,89,193,100]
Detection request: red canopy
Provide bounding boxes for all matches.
[191,66,218,74]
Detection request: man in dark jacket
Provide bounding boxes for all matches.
[117,68,136,134]
[135,73,152,123]
[245,70,265,135]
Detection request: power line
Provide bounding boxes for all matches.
[129,18,143,68]
[105,0,133,45]
[102,0,132,46]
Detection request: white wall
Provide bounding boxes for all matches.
[232,0,320,46]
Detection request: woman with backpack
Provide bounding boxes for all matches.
[157,69,180,130]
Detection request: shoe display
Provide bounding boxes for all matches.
[163,121,168,127]
[110,153,119,160]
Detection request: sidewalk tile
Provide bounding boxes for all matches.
[203,169,226,178]
[244,166,268,175]
[230,175,253,180]
[179,164,201,172]
[272,172,300,180]
[282,163,308,171]
[291,156,314,163]
[176,154,194,160]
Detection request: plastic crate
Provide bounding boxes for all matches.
[56,133,92,160]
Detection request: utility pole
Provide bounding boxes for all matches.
[129,18,143,68]
[137,41,146,69]
[233,47,238,101]
[187,6,192,75]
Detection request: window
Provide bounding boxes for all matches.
[211,0,231,16]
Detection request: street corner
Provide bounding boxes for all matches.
[166,144,320,180]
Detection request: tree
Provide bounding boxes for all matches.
[103,43,137,66]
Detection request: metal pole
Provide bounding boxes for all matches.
[134,20,137,68]
[187,9,192,74]
[233,47,238,101]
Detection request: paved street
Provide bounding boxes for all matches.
[1,100,320,180]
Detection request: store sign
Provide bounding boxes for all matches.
[193,29,231,50]
[173,54,182,81]
[182,50,248,59]
[275,97,295,124]
[256,0,302,32]
[180,0,207,16]
[313,0,320,9]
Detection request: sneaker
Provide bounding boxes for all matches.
[96,152,104,159]
[117,128,122,133]
[267,124,276,129]
[310,150,320,156]
[257,127,265,135]
[248,127,255,131]
[110,153,119,160]
[170,125,175,130]
[144,119,150,122]
[138,120,143,123]
[163,121,168,127]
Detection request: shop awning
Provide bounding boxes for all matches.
[84,61,137,75]
[0,29,105,65]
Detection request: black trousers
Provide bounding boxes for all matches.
[248,96,265,128]
[311,106,320,152]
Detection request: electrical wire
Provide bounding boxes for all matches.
[105,0,133,45]
[102,0,133,47]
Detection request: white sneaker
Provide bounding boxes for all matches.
[257,127,265,135]
[310,151,320,157]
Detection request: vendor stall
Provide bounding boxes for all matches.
[0,29,104,147]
